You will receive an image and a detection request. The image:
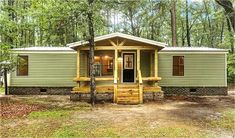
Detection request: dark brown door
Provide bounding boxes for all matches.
[123,53,135,82]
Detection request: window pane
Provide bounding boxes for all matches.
[173,65,179,76]
[179,65,184,76]
[94,55,113,76]
[173,56,184,76]
[17,56,28,76]
[173,56,179,66]
[179,56,184,65]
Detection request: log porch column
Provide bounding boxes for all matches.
[77,50,80,87]
[137,49,143,103]
[113,49,118,103]
[154,49,158,86]
[137,49,140,72]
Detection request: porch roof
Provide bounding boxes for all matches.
[67,32,167,50]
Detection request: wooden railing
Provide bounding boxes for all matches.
[138,70,143,103]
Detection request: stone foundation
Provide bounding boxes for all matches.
[70,93,113,102]
[8,87,72,95]
[144,92,164,102]
[162,87,228,96]
[70,92,164,103]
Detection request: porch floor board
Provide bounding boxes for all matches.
[73,77,114,82]
[143,86,162,92]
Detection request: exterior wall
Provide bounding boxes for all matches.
[140,51,151,77]
[158,52,227,87]
[10,52,77,87]
[80,51,88,77]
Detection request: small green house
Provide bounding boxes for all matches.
[9,33,228,104]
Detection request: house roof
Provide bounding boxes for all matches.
[12,47,73,51]
[67,32,167,49]
[12,46,228,53]
[161,47,228,52]
[12,47,75,53]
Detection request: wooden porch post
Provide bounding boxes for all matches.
[137,49,143,103]
[113,49,118,103]
[154,49,158,86]
[154,49,158,77]
[77,50,80,87]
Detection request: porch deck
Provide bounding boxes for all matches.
[72,74,162,104]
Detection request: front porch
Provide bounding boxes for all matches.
[68,33,166,104]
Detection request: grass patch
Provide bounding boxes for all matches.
[2,118,66,137]
[28,110,70,119]
[52,120,107,137]
[137,127,212,138]
[209,110,235,132]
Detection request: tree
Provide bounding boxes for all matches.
[185,0,191,47]
[215,0,235,53]
[87,0,96,106]
[170,0,177,46]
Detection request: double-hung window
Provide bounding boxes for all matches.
[173,56,184,76]
[17,55,28,76]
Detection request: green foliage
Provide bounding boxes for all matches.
[0,0,233,48]
[0,87,4,94]
[0,43,17,71]
[227,53,235,84]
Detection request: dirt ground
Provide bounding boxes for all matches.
[0,92,235,138]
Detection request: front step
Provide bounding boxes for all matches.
[116,85,140,104]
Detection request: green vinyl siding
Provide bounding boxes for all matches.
[10,53,77,87]
[80,51,88,77]
[158,53,226,87]
[140,51,150,77]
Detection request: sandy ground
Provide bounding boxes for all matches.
[0,91,235,137]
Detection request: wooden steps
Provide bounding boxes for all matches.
[116,85,140,104]
[71,84,162,104]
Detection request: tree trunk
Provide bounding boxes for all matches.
[220,19,224,43]
[215,0,235,31]
[186,0,191,47]
[204,0,213,47]
[215,0,234,53]
[7,0,15,45]
[128,8,135,36]
[87,0,96,106]
[226,17,234,53]
[170,0,177,46]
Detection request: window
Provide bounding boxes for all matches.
[124,55,133,69]
[94,55,113,76]
[173,56,184,76]
[17,55,28,76]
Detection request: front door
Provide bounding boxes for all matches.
[122,53,135,83]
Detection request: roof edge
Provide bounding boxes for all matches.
[67,32,167,49]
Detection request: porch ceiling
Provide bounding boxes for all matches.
[67,32,167,51]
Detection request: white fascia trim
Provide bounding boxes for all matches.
[159,52,227,54]
[13,51,77,54]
